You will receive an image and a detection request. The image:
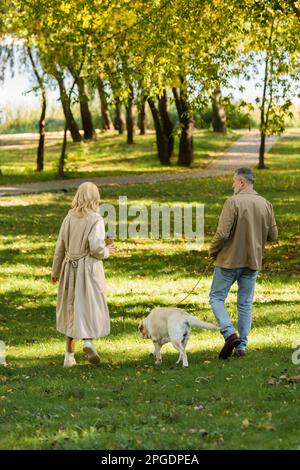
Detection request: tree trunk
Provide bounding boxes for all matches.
[259,132,266,169]
[27,47,46,172]
[178,119,193,167]
[138,96,147,135]
[56,73,82,142]
[58,121,68,178]
[126,85,134,144]
[258,53,270,168]
[36,89,46,171]
[148,97,170,166]
[114,96,124,134]
[97,77,112,130]
[172,82,194,167]
[77,76,95,140]
[158,89,174,158]
[258,20,275,169]
[212,88,226,133]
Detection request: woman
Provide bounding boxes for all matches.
[51,182,114,368]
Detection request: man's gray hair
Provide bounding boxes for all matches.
[235,167,254,184]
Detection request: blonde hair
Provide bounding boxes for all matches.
[71,182,100,217]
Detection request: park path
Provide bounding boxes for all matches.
[0,133,281,197]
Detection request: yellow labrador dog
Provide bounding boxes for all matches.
[138,307,219,367]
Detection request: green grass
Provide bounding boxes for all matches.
[0,129,240,186]
[0,135,299,449]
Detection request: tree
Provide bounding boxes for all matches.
[58,62,85,178]
[70,70,95,140]
[27,47,47,171]
[96,76,113,130]
[158,89,174,159]
[173,78,194,166]
[244,0,300,168]
[211,87,227,133]
[138,96,147,135]
[125,84,134,144]
[54,67,82,142]
[148,96,171,165]
[125,0,246,165]
[78,76,95,140]
[6,0,299,173]
[113,95,124,134]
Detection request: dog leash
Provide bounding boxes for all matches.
[175,258,214,307]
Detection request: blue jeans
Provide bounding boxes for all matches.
[209,267,258,350]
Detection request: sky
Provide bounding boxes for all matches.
[0,64,60,114]
[0,68,261,116]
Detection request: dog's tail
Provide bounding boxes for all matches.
[184,314,220,331]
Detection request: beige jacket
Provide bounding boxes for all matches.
[209,188,278,270]
[51,209,110,339]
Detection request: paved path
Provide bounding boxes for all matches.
[0,133,281,197]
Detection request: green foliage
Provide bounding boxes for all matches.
[195,102,258,130]
[225,102,258,129]
[241,0,300,137]
[1,0,299,160]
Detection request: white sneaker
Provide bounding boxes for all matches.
[83,340,100,366]
[63,354,77,368]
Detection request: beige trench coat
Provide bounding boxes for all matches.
[51,209,110,339]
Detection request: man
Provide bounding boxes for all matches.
[209,167,278,359]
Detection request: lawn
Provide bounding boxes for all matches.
[0,135,299,450]
[0,129,240,186]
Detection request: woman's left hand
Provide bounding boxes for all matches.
[105,237,113,246]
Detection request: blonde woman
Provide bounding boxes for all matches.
[51,182,114,368]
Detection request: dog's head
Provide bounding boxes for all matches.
[138,319,149,339]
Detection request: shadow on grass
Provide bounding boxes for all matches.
[4,343,296,371]
[2,244,298,282]
[2,290,299,350]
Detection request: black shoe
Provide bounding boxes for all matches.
[233,348,246,357]
[219,333,241,360]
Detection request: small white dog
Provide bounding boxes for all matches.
[138,307,219,367]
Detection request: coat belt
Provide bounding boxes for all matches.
[64,250,89,268]
[62,251,89,333]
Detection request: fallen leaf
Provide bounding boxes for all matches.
[262,424,275,432]
[194,404,205,411]
[289,375,300,383]
[266,371,300,385]
[195,376,210,383]
[241,418,249,430]
[188,428,197,434]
